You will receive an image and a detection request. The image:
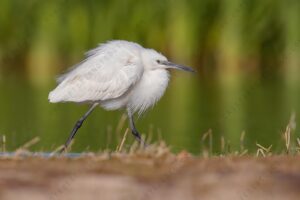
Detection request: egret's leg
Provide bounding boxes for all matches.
[61,103,99,153]
[127,110,147,147]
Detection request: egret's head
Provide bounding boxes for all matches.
[141,49,195,73]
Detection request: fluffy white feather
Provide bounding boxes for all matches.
[49,40,144,103]
[49,40,193,115]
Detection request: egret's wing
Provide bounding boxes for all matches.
[49,41,144,103]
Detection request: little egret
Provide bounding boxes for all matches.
[48,40,195,151]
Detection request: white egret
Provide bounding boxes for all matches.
[48,40,195,151]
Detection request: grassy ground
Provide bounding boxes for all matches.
[0,122,299,200]
[0,142,300,200]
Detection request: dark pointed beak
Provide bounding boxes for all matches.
[161,61,196,73]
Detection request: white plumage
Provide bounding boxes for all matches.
[49,41,143,104]
[49,40,194,149]
[49,40,170,114]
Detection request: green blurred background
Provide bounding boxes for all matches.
[0,0,299,153]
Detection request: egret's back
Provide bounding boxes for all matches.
[49,40,144,103]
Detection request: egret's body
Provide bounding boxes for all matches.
[49,40,194,151]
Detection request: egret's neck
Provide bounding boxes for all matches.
[140,49,151,70]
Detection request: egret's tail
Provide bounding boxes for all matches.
[48,89,62,103]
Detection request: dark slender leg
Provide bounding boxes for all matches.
[127,109,147,147]
[60,103,99,153]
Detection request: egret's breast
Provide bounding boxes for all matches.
[127,69,170,115]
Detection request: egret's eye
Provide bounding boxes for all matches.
[156,60,161,64]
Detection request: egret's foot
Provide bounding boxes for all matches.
[132,130,148,148]
[59,145,68,154]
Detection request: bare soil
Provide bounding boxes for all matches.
[0,151,300,200]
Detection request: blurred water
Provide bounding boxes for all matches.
[0,75,299,154]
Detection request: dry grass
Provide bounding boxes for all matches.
[0,114,299,157]
[201,114,300,157]
[0,115,300,200]
[0,151,300,200]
